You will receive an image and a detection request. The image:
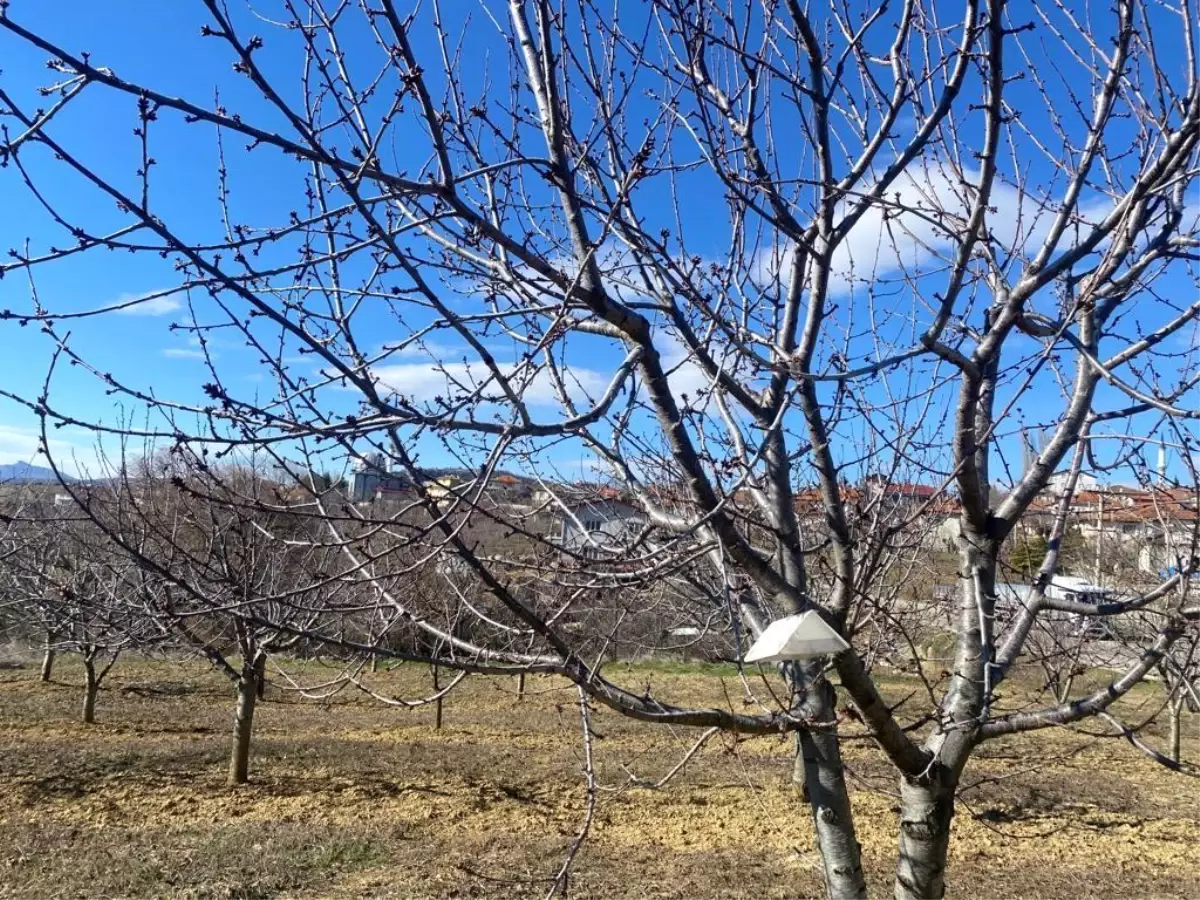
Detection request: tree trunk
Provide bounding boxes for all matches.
[892,530,992,900]
[792,733,808,797]
[894,769,956,900]
[793,665,867,900]
[82,657,99,724]
[40,647,56,682]
[1169,695,1183,764]
[229,667,258,785]
[254,654,267,700]
[1055,671,1075,704]
[432,664,443,730]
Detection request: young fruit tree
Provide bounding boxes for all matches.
[1,0,1199,896]
[0,503,143,723]
[65,454,333,784]
[0,485,59,680]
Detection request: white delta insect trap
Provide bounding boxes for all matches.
[743,611,850,663]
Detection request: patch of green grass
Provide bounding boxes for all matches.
[307,838,388,873]
[604,658,742,677]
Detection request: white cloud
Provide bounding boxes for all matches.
[369,357,612,409]
[658,333,718,403]
[162,347,207,360]
[754,163,1112,297]
[379,338,477,360]
[0,423,49,466]
[113,290,183,316]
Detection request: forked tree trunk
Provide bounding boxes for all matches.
[229,665,259,785]
[793,664,867,900]
[894,771,956,900]
[893,530,992,899]
[82,657,99,724]
[40,647,56,682]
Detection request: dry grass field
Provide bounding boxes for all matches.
[0,655,1196,899]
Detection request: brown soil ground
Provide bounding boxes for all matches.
[0,656,1196,899]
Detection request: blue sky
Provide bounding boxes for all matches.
[0,3,262,467]
[0,1,1196,488]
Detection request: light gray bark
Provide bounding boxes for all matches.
[794,664,867,900]
[1169,695,1183,764]
[892,530,994,899]
[894,772,956,900]
[40,647,56,682]
[792,734,808,796]
[229,665,258,785]
[1054,671,1076,705]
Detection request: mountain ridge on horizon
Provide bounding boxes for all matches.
[0,461,72,483]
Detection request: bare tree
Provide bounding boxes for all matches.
[1160,641,1200,765]
[3,511,142,723]
[1,0,1199,896]
[0,485,52,676]
[69,453,332,783]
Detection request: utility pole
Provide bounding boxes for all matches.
[1094,490,1105,586]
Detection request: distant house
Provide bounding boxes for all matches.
[863,477,941,506]
[348,454,410,502]
[556,497,647,557]
[1063,486,1198,573]
[1047,471,1099,495]
[422,475,462,501]
[793,480,957,548]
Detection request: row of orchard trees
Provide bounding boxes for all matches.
[0,456,349,784]
[2,499,141,723]
[1,448,747,786]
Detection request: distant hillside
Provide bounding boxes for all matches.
[0,461,71,483]
[355,463,535,487]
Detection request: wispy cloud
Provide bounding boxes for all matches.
[113,290,183,317]
[365,334,726,418]
[162,347,206,360]
[369,358,611,408]
[752,162,1113,298]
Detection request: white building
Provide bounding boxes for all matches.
[1047,471,1098,495]
[557,498,646,557]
